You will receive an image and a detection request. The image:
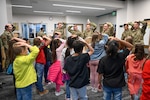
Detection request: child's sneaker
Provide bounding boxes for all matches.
[45,81,53,86]
[86,86,92,90]
[39,89,49,96]
[91,88,98,93]
[55,89,65,96]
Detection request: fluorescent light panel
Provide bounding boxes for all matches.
[66,10,81,13]
[12,5,32,8]
[53,4,105,10]
[34,10,63,14]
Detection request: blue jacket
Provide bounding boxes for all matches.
[90,34,108,60]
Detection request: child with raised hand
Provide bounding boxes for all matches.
[97,38,133,100]
[34,35,51,96]
[88,32,108,92]
[47,38,66,96]
[63,36,94,100]
[13,41,39,100]
[126,44,145,100]
[141,46,150,100]
[61,35,78,100]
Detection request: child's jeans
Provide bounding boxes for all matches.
[35,63,44,92]
[70,85,87,100]
[44,61,51,83]
[66,80,71,98]
[16,85,32,100]
[103,86,122,100]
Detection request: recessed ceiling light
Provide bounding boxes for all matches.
[66,10,81,13]
[12,5,32,8]
[53,4,105,10]
[33,10,63,14]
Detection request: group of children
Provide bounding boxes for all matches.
[9,30,150,100]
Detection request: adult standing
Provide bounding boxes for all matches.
[68,25,83,38]
[129,21,147,45]
[0,24,13,70]
[54,22,66,39]
[83,21,97,39]
[121,24,132,40]
[0,38,3,72]
[37,27,45,37]
[102,22,114,36]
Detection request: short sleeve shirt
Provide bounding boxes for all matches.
[97,49,130,88]
[64,53,90,88]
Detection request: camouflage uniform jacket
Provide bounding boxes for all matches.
[37,31,45,37]
[1,30,13,50]
[102,22,114,36]
[54,23,67,38]
[121,29,132,40]
[131,28,144,45]
[83,22,97,38]
[130,21,147,44]
[68,26,83,38]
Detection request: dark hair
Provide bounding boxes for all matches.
[5,25,8,30]
[40,27,44,30]
[106,40,119,57]
[124,24,128,27]
[33,38,41,46]
[12,24,16,32]
[65,36,78,59]
[73,40,84,54]
[134,44,145,60]
[23,38,29,41]
[51,39,62,63]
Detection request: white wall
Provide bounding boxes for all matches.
[66,15,98,29]
[133,0,150,21]
[116,5,127,39]
[0,0,9,34]
[13,14,66,36]
[6,0,12,23]
[126,0,133,22]
[98,14,116,25]
[0,0,13,34]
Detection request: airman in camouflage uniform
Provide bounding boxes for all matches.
[0,38,3,72]
[102,22,114,36]
[54,22,66,39]
[68,25,83,38]
[83,22,97,39]
[37,27,45,37]
[129,21,147,45]
[0,24,13,70]
[121,24,132,40]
